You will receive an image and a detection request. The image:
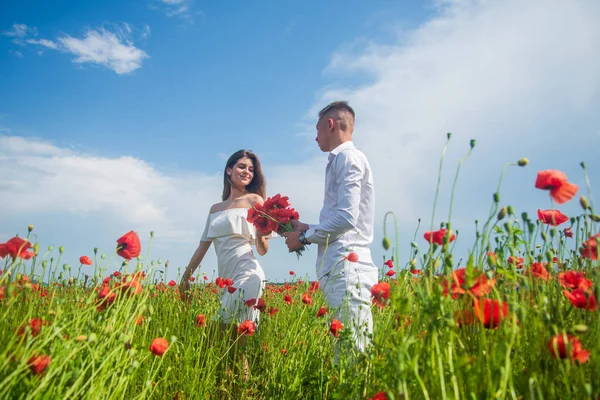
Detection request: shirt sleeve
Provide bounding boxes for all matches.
[304,152,363,245]
[200,213,212,243]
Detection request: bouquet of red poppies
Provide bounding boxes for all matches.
[247,194,306,258]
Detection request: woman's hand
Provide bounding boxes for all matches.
[180,273,191,304]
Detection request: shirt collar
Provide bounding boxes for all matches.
[328,141,354,162]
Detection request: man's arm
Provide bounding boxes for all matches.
[303,153,363,245]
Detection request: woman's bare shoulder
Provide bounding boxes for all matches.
[209,201,227,214]
[246,193,264,206]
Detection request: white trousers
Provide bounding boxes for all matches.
[319,255,378,354]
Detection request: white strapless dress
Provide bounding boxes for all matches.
[200,207,276,325]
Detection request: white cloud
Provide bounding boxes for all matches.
[150,0,198,24]
[25,38,58,49]
[57,28,148,74]
[2,23,35,38]
[14,51,24,58]
[3,23,148,74]
[141,25,151,39]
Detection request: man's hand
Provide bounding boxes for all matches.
[281,231,304,252]
[291,220,309,232]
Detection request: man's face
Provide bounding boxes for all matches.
[315,116,330,152]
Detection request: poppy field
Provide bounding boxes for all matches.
[1,147,599,399]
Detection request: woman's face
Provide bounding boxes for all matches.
[227,156,254,189]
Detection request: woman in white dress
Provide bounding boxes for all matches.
[180,150,272,329]
[180,150,274,386]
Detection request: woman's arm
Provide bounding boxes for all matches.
[180,240,212,302]
[255,231,268,256]
[249,194,269,256]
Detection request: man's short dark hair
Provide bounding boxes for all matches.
[318,101,355,121]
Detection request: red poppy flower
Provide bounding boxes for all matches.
[245,298,257,308]
[473,298,509,329]
[309,281,319,293]
[384,259,394,269]
[119,274,142,295]
[317,306,327,317]
[535,170,578,204]
[268,307,278,316]
[537,209,569,226]
[189,276,195,282]
[79,256,92,265]
[329,319,343,338]
[563,227,573,238]
[28,354,51,375]
[528,262,552,281]
[195,314,206,327]
[442,268,495,299]
[16,318,46,338]
[369,392,389,400]
[454,309,475,327]
[284,294,292,305]
[563,288,598,310]
[149,338,169,357]
[507,256,524,269]
[116,231,141,260]
[96,284,116,312]
[371,282,391,308]
[168,280,176,287]
[0,237,34,260]
[302,293,313,305]
[289,271,295,276]
[238,320,256,336]
[547,333,589,364]
[203,276,208,281]
[424,229,455,246]
[345,252,359,262]
[254,298,266,312]
[135,315,144,325]
[559,271,593,291]
[385,270,396,277]
[216,277,234,288]
[580,234,600,260]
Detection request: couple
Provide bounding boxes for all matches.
[180,100,377,361]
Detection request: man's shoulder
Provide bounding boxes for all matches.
[334,145,369,166]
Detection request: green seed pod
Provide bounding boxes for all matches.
[497,207,507,221]
[541,231,547,242]
[382,237,391,250]
[517,158,529,167]
[580,196,590,210]
[493,192,500,203]
[470,139,476,149]
[590,214,600,223]
[59,246,65,254]
[28,224,34,233]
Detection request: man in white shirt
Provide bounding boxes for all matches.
[283,101,378,355]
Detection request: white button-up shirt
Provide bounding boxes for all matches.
[304,141,376,278]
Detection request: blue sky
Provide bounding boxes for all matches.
[1,0,600,284]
